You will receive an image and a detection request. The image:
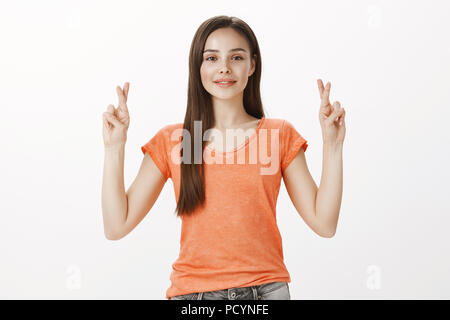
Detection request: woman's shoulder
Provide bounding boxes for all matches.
[261,117,286,129]
[153,122,184,145]
[160,122,184,132]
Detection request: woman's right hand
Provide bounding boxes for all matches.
[103,82,130,148]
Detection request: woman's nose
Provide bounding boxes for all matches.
[219,61,231,73]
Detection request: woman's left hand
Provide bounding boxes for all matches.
[317,79,346,144]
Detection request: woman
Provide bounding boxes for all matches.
[101,15,346,300]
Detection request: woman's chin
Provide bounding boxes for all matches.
[210,89,242,100]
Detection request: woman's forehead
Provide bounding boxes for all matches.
[204,28,250,52]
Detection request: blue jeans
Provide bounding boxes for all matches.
[169,281,290,300]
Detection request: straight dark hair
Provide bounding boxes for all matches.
[175,15,265,217]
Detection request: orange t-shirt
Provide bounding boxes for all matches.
[141,117,308,299]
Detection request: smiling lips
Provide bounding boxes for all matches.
[214,78,236,87]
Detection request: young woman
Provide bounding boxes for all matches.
[102,15,346,300]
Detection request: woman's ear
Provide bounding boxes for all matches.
[249,53,257,77]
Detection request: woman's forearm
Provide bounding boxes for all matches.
[101,144,128,239]
[315,141,343,236]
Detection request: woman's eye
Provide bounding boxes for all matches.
[205,56,243,61]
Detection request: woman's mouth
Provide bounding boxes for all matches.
[214,81,236,88]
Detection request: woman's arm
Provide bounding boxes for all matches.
[314,79,346,236]
[101,82,167,240]
[102,146,167,241]
[315,141,343,237]
[283,79,346,238]
[282,141,343,238]
[101,83,130,240]
[102,144,128,240]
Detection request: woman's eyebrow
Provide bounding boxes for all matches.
[203,48,247,54]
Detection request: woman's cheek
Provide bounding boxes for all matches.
[201,67,212,82]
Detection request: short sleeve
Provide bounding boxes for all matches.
[281,119,308,173]
[141,127,171,181]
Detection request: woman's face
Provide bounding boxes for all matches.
[200,27,255,100]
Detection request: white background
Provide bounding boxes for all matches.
[1,0,449,299]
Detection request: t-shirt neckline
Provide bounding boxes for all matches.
[205,117,266,155]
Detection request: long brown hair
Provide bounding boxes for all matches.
[174,15,265,217]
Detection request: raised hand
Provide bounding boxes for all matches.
[103,82,131,147]
[317,79,346,144]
